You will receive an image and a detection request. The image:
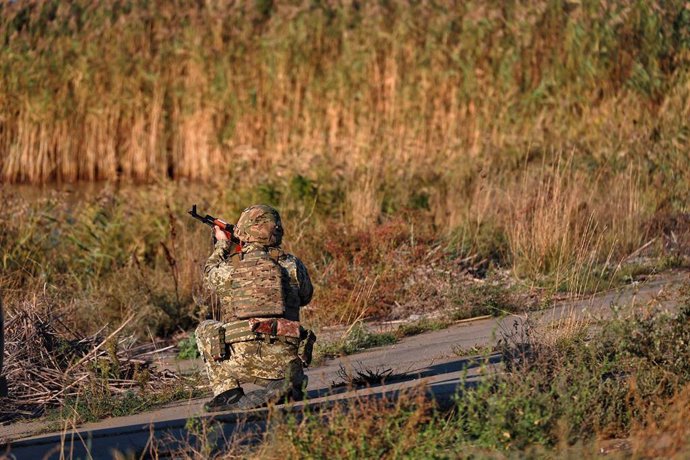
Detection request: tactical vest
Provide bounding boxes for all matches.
[228,247,288,320]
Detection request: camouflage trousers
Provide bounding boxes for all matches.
[195,319,304,396]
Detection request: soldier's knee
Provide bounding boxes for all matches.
[195,320,224,361]
[195,319,221,339]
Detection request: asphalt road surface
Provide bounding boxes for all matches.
[1,270,686,459]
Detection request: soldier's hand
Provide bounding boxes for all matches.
[214,225,228,241]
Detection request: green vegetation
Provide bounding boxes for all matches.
[317,322,398,360]
[395,318,451,338]
[450,282,537,320]
[177,335,201,360]
[57,381,200,424]
[239,293,690,459]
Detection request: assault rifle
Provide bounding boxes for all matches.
[188,205,242,248]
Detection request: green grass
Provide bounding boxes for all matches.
[51,377,203,424]
[177,334,200,360]
[395,318,451,338]
[316,322,398,360]
[244,291,690,459]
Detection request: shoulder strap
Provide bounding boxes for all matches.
[268,247,283,262]
[229,252,242,268]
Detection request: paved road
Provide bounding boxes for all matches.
[2,270,687,459]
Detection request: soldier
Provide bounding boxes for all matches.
[195,205,315,412]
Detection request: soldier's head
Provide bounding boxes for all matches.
[235,204,284,247]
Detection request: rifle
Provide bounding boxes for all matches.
[188,205,242,249]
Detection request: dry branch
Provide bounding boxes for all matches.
[0,300,179,421]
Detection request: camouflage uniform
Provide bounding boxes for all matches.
[195,206,313,400]
[195,318,304,395]
[204,241,314,323]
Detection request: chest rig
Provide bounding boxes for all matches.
[227,247,288,320]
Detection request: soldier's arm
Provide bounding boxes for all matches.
[295,258,314,306]
[204,239,232,290]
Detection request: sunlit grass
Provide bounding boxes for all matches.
[0,0,688,337]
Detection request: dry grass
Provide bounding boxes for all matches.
[631,383,690,458]
[1,0,690,188]
[253,390,436,460]
[0,172,686,342]
[1,3,688,318]
[0,296,187,423]
[1,2,689,455]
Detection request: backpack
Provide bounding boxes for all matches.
[228,247,287,319]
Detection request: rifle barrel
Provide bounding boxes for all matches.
[189,205,239,245]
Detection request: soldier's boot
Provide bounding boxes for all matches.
[232,374,308,410]
[203,387,245,412]
[233,378,292,410]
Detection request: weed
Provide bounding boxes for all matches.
[256,392,440,459]
[452,344,496,357]
[332,363,397,388]
[450,283,526,320]
[317,322,397,359]
[459,294,690,448]
[177,335,200,360]
[56,378,201,424]
[395,318,451,339]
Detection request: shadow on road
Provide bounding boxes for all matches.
[305,352,503,400]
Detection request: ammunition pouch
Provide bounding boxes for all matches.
[222,318,301,348]
[211,319,315,364]
[210,326,227,361]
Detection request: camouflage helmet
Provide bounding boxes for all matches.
[235,204,284,246]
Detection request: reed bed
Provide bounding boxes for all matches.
[0,0,689,336]
[0,0,689,185]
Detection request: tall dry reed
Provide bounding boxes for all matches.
[0,0,689,187]
[1,0,689,333]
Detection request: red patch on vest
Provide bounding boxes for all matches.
[249,318,301,338]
